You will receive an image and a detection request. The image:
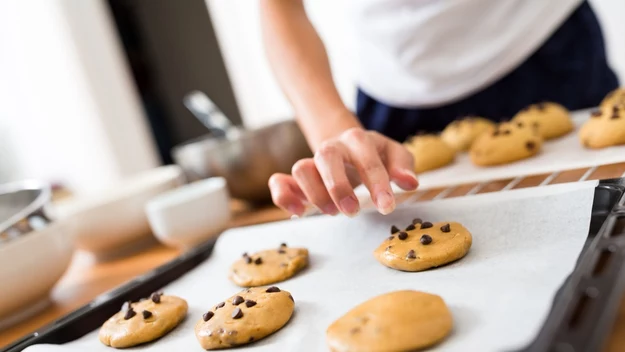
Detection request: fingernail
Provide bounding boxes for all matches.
[287,204,304,216]
[402,169,419,182]
[322,203,339,215]
[339,196,360,216]
[376,191,395,215]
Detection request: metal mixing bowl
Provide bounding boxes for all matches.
[0,181,52,243]
[172,120,312,204]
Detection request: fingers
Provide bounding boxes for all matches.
[268,173,307,216]
[340,128,395,214]
[382,140,419,191]
[313,141,360,216]
[291,159,339,215]
[271,129,417,217]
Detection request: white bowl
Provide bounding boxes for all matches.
[0,219,74,329]
[146,177,231,249]
[54,165,184,255]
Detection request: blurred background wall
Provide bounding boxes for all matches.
[0,0,623,194]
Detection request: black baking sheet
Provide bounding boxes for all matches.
[3,178,624,352]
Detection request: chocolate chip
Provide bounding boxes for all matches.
[121,300,132,312]
[151,292,161,303]
[232,296,244,305]
[216,302,225,309]
[203,311,214,321]
[232,307,243,319]
[249,337,255,342]
[242,252,248,257]
[612,113,620,119]
[280,243,287,247]
[254,257,262,265]
[398,231,408,240]
[142,310,152,319]
[516,122,524,128]
[385,245,392,251]
[266,286,281,293]
[421,222,433,229]
[493,130,500,137]
[245,256,252,264]
[420,234,433,245]
[350,327,361,334]
[591,110,602,118]
[502,130,511,135]
[390,225,400,234]
[388,236,394,241]
[526,141,536,151]
[440,223,451,233]
[124,308,136,320]
[288,294,294,302]
[412,218,422,225]
[406,250,416,259]
[245,300,257,307]
[278,249,286,254]
[405,224,416,231]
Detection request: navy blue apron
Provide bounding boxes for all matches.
[356,1,619,142]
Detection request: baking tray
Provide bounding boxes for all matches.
[3,178,625,352]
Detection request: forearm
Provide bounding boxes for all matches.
[260,0,360,151]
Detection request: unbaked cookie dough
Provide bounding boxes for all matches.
[195,286,294,350]
[512,102,573,140]
[229,243,308,287]
[470,121,543,166]
[374,220,472,272]
[326,290,453,352]
[579,104,625,149]
[99,293,188,348]
[404,134,455,173]
[601,88,625,108]
[441,116,495,151]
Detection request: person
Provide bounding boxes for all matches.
[260,0,619,217]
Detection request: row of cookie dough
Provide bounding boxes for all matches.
[404,87,625,172]
[99,288,454,351]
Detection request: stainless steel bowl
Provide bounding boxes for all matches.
[172,120,312,203]
[0,181,52,242]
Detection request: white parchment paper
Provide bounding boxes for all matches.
[27,181,597,352]
[356,109,625,199]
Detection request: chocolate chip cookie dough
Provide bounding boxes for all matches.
[512,102,573,140]
[99,293,188,348]
[404,134,456,173]
[601,87,625,108]
[374,220,472,272]
[195,286,294,350]
[470,121,543,166]
[229,243,308,287]
[579,104,625,149]
[326,290,453,352]
[441,116,495,152]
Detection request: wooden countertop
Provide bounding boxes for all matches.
[2,164,625,350]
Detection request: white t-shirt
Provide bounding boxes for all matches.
[348,0,584,107]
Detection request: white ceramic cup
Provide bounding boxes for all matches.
[54,165,184,256]
[145,177,231,249]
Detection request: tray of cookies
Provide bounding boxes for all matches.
[5,178,625,351]
[398,92,625,192]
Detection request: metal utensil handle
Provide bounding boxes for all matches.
[183,90,239,139]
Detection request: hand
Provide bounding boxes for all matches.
[269,127,419,217]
